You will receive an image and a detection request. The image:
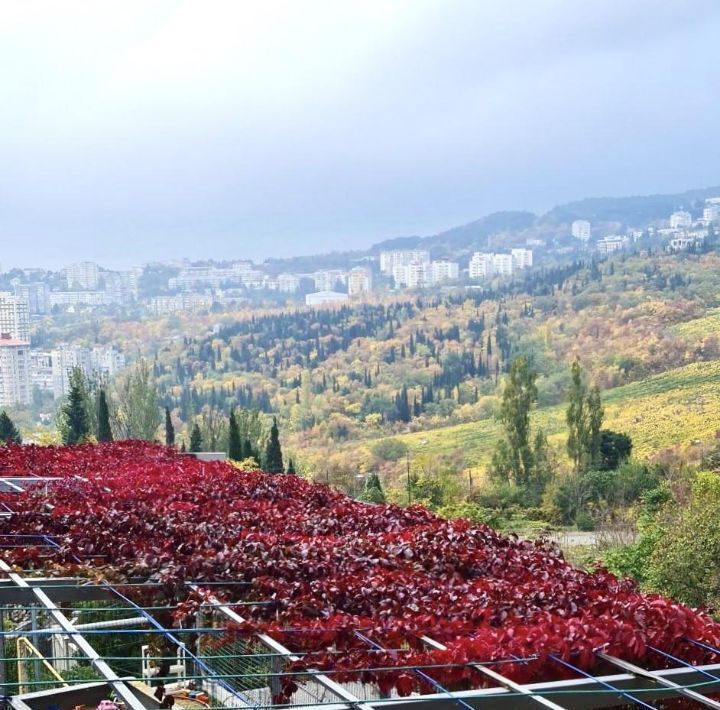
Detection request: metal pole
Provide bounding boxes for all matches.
[406,451,411,505]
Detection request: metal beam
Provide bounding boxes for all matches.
[193,586,375,710]
[0,559,147,710]
[598,652,720,709]
[421,635,567,710]
[0,578,118,604]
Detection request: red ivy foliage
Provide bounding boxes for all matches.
[1,441,719,701]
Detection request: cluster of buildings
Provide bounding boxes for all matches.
[570,197,720,256]
[468,248,533,279]
[379,250,461,288]
[0,293,125,407]
[11,261,140,315]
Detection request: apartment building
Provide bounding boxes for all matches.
[0,337,31,406]
[347,267,373,296]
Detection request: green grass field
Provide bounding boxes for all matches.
[391,359,720,468]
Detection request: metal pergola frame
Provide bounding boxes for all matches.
[3,532,720,707]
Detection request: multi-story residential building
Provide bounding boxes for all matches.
[703,204,720,224]
[312,270,347,292]
[305,291,349,306]
[146,294,214,315]
[597,236,628,255]
[0,293,30,340]
[50,345,126,398]
[670,210,692,230]
[379,250,430,274]
[511,248,533,270]
[103,270,139,303]
[493,253,514,276]
[392,261,428,289]
[0,336,31,406]
[429,261,459,285]
[571,220,592,241]
[168,262,258,291]
[277,274,300,293]
[65,261,101,290]
[29,350,53,392]
[49,291,113,308]
[468,253,495,279]
[13,282,50,315]
[347,267,373,296]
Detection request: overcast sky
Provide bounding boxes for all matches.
[1,0,719,269]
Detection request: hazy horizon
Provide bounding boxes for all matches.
[2,0,719,269]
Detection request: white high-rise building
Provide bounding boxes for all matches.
[379,250,431,274]
[277,274,300,293]
[492,253,514,276]
[571,220,592,241]
[670,210,692,230]
[429,261,459,285]
[312,270,347,292]
[347,267,373,296]
[703,204,720,224]
[65,261,101,290]
[511,248,533,269]
[13,283,50,315]
[0,337,30,406]
[392,262,428,288]
[0,293,30,340]
[468,253,495,280]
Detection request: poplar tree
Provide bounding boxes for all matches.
[97,389,113,442]
[490,356,540,489]
[0,411,21,445]
[566,360,604,473]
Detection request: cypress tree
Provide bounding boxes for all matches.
[0,411,21,445]
[228,410,242,461]
[264,417,284,473]
[360,472,385,504]
[97,390,113,442]
[165,407,175,447]
[189,423,203,452]
[286,458,296,475]
[61,368,90,445]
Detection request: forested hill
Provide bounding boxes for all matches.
[263,184,720,271]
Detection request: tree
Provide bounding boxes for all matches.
[228,410,242,461]
[359,472,385,503]
[599,430,633,471]
[394,386,411,423]
[264,417,284,473]
[566,360,588,474]
[165,407,175,447]
[286,458,296,475]
[189,423,203,453]
[60,367,90,445]
[566,360,604,474]
[97,389,113,443]
[198,406,227,451]
[114,359,162,440]
[0,411,21,445]
[490,356,539,489]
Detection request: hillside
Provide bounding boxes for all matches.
[260,184,720,271]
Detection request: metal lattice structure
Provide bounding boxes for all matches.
[3,477,720,710]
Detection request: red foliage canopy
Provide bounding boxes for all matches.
[1,441,718,700]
